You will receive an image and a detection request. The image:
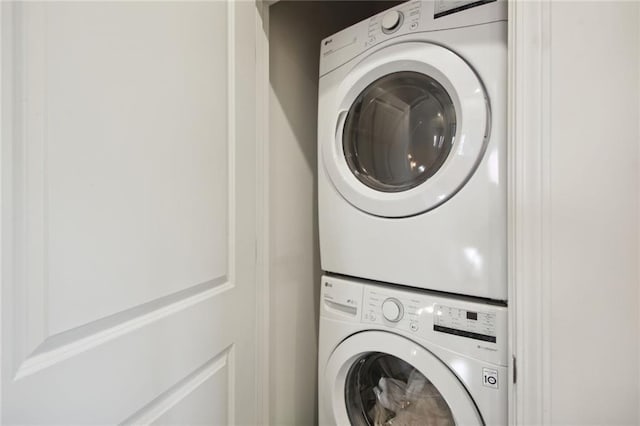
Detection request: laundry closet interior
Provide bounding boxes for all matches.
[268,1,505,424]
[263,1,640,425]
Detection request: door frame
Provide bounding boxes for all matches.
[254,1,551,424]
[254,0,271,423]
[1,2,13,420]
[507,1,552,424]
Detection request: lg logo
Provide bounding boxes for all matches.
[482,368,498,389]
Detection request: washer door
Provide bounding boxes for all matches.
[323,42,489,217]
[325,331,482,425]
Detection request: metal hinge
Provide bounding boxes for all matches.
[512,355,517,383]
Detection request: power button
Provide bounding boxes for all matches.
[381,11,403,34]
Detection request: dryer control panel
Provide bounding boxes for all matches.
[319,0,506,77]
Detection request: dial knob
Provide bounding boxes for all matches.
[381,11,403,33]
[382,298,404,322]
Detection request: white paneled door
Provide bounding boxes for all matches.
[1,1,260,424]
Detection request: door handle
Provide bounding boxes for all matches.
[335,110,348,144]
[324,299,357,316]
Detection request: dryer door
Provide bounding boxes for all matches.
[324,331,482,425]
[323,42,489,217]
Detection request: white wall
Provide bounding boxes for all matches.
[267,2,401,424]
[547,2,639,424]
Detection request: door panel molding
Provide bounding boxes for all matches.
[9,0,239,375]
[122,345,235,425]
[13,0,48,364]
[14,277,232,381]
[5,284,242,423]
[10,0,235,344]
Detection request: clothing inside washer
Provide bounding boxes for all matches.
[345,352,455,426]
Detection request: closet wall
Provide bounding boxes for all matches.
[268,1,402,424]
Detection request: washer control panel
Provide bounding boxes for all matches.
[363,288,424,333]
[359,282,507,366]
[321,276,508,366]
[433,304,497,342]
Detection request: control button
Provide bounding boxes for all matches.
[369,311,377,322]
[382,298,404,322]
[410,22,418,30]
[410,321,419,332]
[381,11,403,33]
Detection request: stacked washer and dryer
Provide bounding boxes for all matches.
[317,1,508,424]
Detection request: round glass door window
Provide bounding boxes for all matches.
[345,352,455,425]
[343,71,457,193]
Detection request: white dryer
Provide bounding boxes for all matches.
[318,1,507,300]
[318,275,508,425]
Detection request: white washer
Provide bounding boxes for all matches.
[318,275,508,425]
[318,1,507,300]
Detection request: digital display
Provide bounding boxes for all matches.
[433,304,497,343]
[434,0,497,19]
